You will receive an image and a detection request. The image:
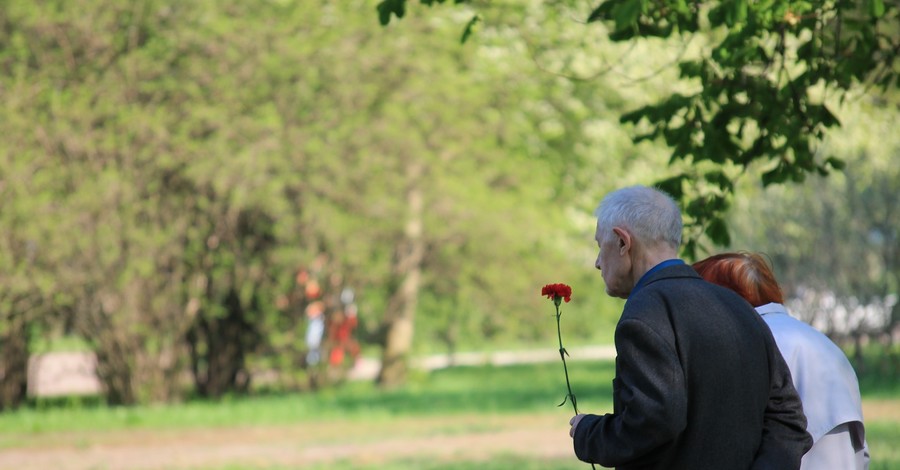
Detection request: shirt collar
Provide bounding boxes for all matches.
[754,302,788,316]
[628,259,685,300]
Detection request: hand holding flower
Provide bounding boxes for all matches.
[543,283,595,469]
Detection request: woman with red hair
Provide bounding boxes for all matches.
[693,252,870,470]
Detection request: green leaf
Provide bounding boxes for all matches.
[705,217,731,246]
[377,0,406,26]
[654,174,687,200]
[613,0,644,31]
[704,170,733,191]
[587,1,615,23]
[761,163,786,186]
[826,157,846,170]
[869,0,885,18]
[682,239,698,261]
[731,0,748,26]
[815,104,840,128]
[620,106,651,124]
[707,4,726,27]
[460,14,480,44]
[678,60,704,79]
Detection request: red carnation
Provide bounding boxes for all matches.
[541,283,572,303]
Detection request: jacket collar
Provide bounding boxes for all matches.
[628,259,689,299]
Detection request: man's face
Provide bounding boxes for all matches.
[594,221,631,299]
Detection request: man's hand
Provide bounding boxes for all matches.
[569,413,586,438]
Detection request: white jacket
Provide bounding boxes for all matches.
[756,302,869,469]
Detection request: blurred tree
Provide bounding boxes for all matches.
[0,114,49,409]
[0,0,292,402]
[263,2,628,386]
[0,0,677,401]
[0,0,186,405]
[0,220,47,410]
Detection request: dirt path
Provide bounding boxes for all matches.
[0,413,575,470]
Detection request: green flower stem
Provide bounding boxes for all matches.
[555,300,579,415]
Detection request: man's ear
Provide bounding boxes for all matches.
[612,227,631,254]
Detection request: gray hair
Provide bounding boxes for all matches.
[594,186,683,249]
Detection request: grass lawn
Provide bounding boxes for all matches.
[0,360,897,469]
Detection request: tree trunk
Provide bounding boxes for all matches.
[187,288,256,398]
[95,345,137,405]
[0,311,29,411]
[377,164,425,388]
[86,293,138,406]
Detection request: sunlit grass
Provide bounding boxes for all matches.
[867,420,900,469]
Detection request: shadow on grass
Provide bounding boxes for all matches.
[26,394,107,411]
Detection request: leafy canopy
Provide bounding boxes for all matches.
[376,0,899,258]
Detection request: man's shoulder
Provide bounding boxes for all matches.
[625,268,760,324]
[630,267,722,304]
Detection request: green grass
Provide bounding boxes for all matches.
[867,420,900,469]
[2,361,615,435]
[2,359,898,469]
[853,345,900,399]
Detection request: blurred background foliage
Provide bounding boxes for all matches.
[0,0,897,409]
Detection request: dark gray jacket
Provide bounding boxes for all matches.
[573,264,812,469]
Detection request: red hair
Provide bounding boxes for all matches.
[692,252,784,307]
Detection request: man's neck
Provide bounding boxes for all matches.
[631,246,679,287]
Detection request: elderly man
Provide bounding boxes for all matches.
[569,186,812,469]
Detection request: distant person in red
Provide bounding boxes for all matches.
[328,288,360,367]
[298,268,326,367]
[305,301,325,366]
